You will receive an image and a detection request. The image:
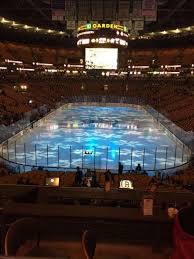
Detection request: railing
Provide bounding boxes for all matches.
[0,95,192,174]
[0,142,191,174]
[144,105,194,150]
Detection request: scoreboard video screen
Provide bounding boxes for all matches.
[85,48,118,70]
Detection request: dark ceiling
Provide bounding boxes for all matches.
[0,0,194,32]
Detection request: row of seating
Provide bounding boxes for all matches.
[0,168,193,193]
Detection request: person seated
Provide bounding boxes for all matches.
[82,169,92,187]
[85,168,92,177]
[118,162,123,175]
[82,177,88,187]
[135,163,142,173]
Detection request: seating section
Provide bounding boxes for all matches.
[0,167,193,193]
[0,41,194,65]
[129,48,193,65]
[0,41,194,192]
[0,77,194,131]
[0,41,82,64]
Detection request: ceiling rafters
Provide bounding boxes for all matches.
[155,0,189,29]
[166,0,188,19]
[25,0,50,22]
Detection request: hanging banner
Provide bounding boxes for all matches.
[51,0,65,21]
[65,0,76,20]
[123,20,133,30]
[104,0,116,20]
[142,0,157,21]
[134,20,144,31]
[78,0,91,20]
[66,20,76,30]
[52,9,65,21]
[132,1,143,20]
[142,0,156,11]
[118,0,130,21]
[92,0,103,20]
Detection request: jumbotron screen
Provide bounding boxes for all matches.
[85,48,118,70]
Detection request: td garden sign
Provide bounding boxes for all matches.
[78,23,128,33]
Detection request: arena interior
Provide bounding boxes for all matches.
[0,1,194,258]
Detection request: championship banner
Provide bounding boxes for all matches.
[132,1,143,20]
[118,0,130,21]
[64,0,76,20]
[92,0,103,20]
[78,0,91,20]
[104,0,116,20]
[134,20,144,31]
[51,0,65,21]
[52,9,65,21]
[123,20,133,30]
[142,0,157,21]
[66,20,76,30]
[142,0,156,11]
[145,12,157,21]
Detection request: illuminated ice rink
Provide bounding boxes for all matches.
[5,105,189,172]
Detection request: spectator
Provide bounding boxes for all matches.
[172,202,194,259]
[104,170,113,192]
[135,163,142,173]
[118,162,123,175]
[75,166,83,186]
[81,169,93,187]
[91,171,97,187]
[104,170,111,182]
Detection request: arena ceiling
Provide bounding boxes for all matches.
[0,0,194,33]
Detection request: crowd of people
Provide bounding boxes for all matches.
[72,162,156,189]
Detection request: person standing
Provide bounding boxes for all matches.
[118,162,123,175]
[104,170,112,192]
[75,166,83,186]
